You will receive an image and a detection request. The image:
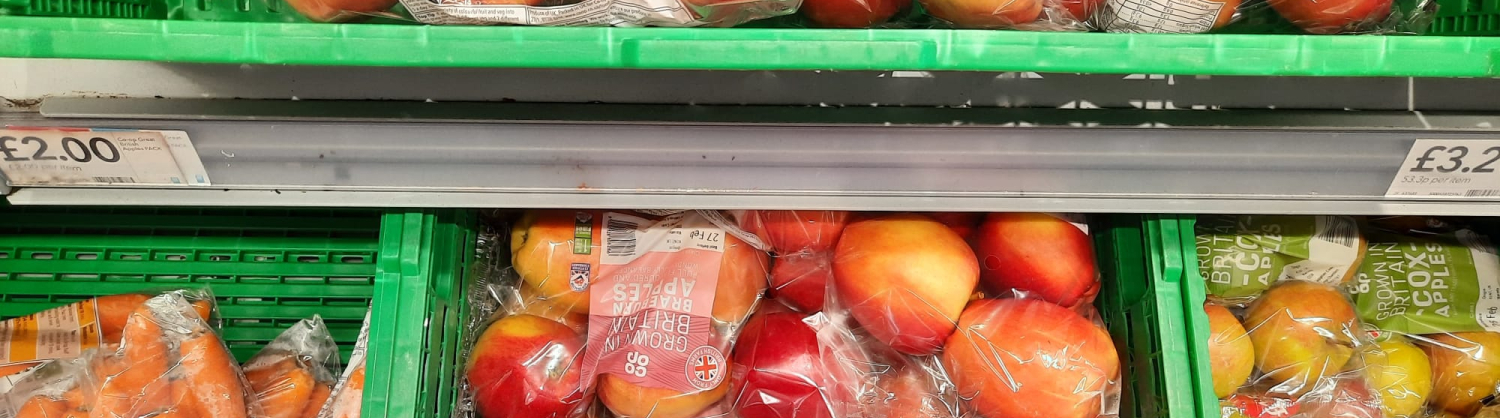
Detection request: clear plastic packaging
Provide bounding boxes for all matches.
[468,209,770,418]
[3,292,260,418]
[916,0,1095,30]
[0,290,216,382]
[397,0,797,27]
[972,213,1100,309]
[243,317,341,418]
[942,298,1120,418]
[317,310,370,418]
[732,210,849,313]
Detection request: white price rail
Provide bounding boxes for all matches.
[0,128,210,187]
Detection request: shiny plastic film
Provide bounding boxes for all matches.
[724,211,1118,418]
[242,317,341,418]
[465,210,769,418]
[1199,215,1500,418]
[1,291,264,418]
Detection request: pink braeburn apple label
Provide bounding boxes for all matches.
[581,211,729,393]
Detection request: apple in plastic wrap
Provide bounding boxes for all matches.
[799,0,911,28]
[833,213,979,356]
[1059,0,1104,21]
[1297,375,1382,418]
[1242,281,1357,397]
[512,210,604,314]
[941,298,1119,418]
[1268,0,1391,34]
[512,210,768,323]
[771,252,835,312]
[598,366,733,418]
[1365,337,1432,418]
[467,314,586,418]
[283,0,399,22]
[738,210,850,254]
[731,311,851,418]
[973,213,1100,308]
[919,0,1042,28]
[1206,304,1254,399]
[872,363,951,418]
[923,212,983,241]
[1423,331,1500,416]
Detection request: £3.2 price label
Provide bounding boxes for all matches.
[0,128,210,186]
[1386,139,1500,198]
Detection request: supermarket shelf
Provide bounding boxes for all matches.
[14,189,1500,216]
[10,98,1500,215]
[14,59,1500,111]
[6,17,1500,77]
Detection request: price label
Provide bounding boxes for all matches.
[0,128,210,186]
[1387,139,1500,198]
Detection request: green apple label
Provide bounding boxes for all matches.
[1354,229,1500,334]
[1197,215,1363,300]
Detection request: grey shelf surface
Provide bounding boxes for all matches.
[7,98,1500,215]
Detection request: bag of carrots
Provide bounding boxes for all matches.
[0,290,216,383]
[242,316,340,418]
[2,292,262,418]
[316,310,369,418]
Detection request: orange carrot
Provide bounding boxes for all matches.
[297,384,332,418]
[95,295,151,344]
[176,331,249,418]
[91,307,171,418]
[251,367,315,418]
[189,300,214,324]
[61,408,89,418]
[17,396,70,418]
[60,386,88,409]
[243,358,299,389]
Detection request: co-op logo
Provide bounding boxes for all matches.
[684,345,725,390]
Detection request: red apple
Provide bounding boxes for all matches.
[467,314,586,418]
[739,210,850,254]
[919,0,1042,28]
[283,0,399,22]
[771,252,834,312]
[872,363,950,418]
[974,213,1099,307]
[1059,0,1103,20]
[1298,376,1382,418]
[801,0,911,27]
[731,312,848,418]
[833,213,979,356]
[942,298,1118,418]
[1269,0,1391,34]
[923,213,982,241]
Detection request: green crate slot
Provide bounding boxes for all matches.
[1096,215,1210,418]
[1170,215,1230,418]
[0,206,475,418]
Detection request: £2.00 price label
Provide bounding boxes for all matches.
[0,128,210,186]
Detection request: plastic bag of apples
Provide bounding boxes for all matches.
[463,209,768,418]
[727,211,1121,418]
[1201,215,1500,418]
[1088,0,1430,34]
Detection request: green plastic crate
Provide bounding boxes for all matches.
[0,207,475,418]
[1166,214,1232,418]
[1432,0,1500,34]
[1096,214,1209,418]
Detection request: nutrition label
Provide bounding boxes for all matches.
[1098,0,1222,34]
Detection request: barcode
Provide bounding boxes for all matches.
[91,177,136,183]
[1466,189,1500,197]
[606,218,639,257]
[1320,217,1359,248]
